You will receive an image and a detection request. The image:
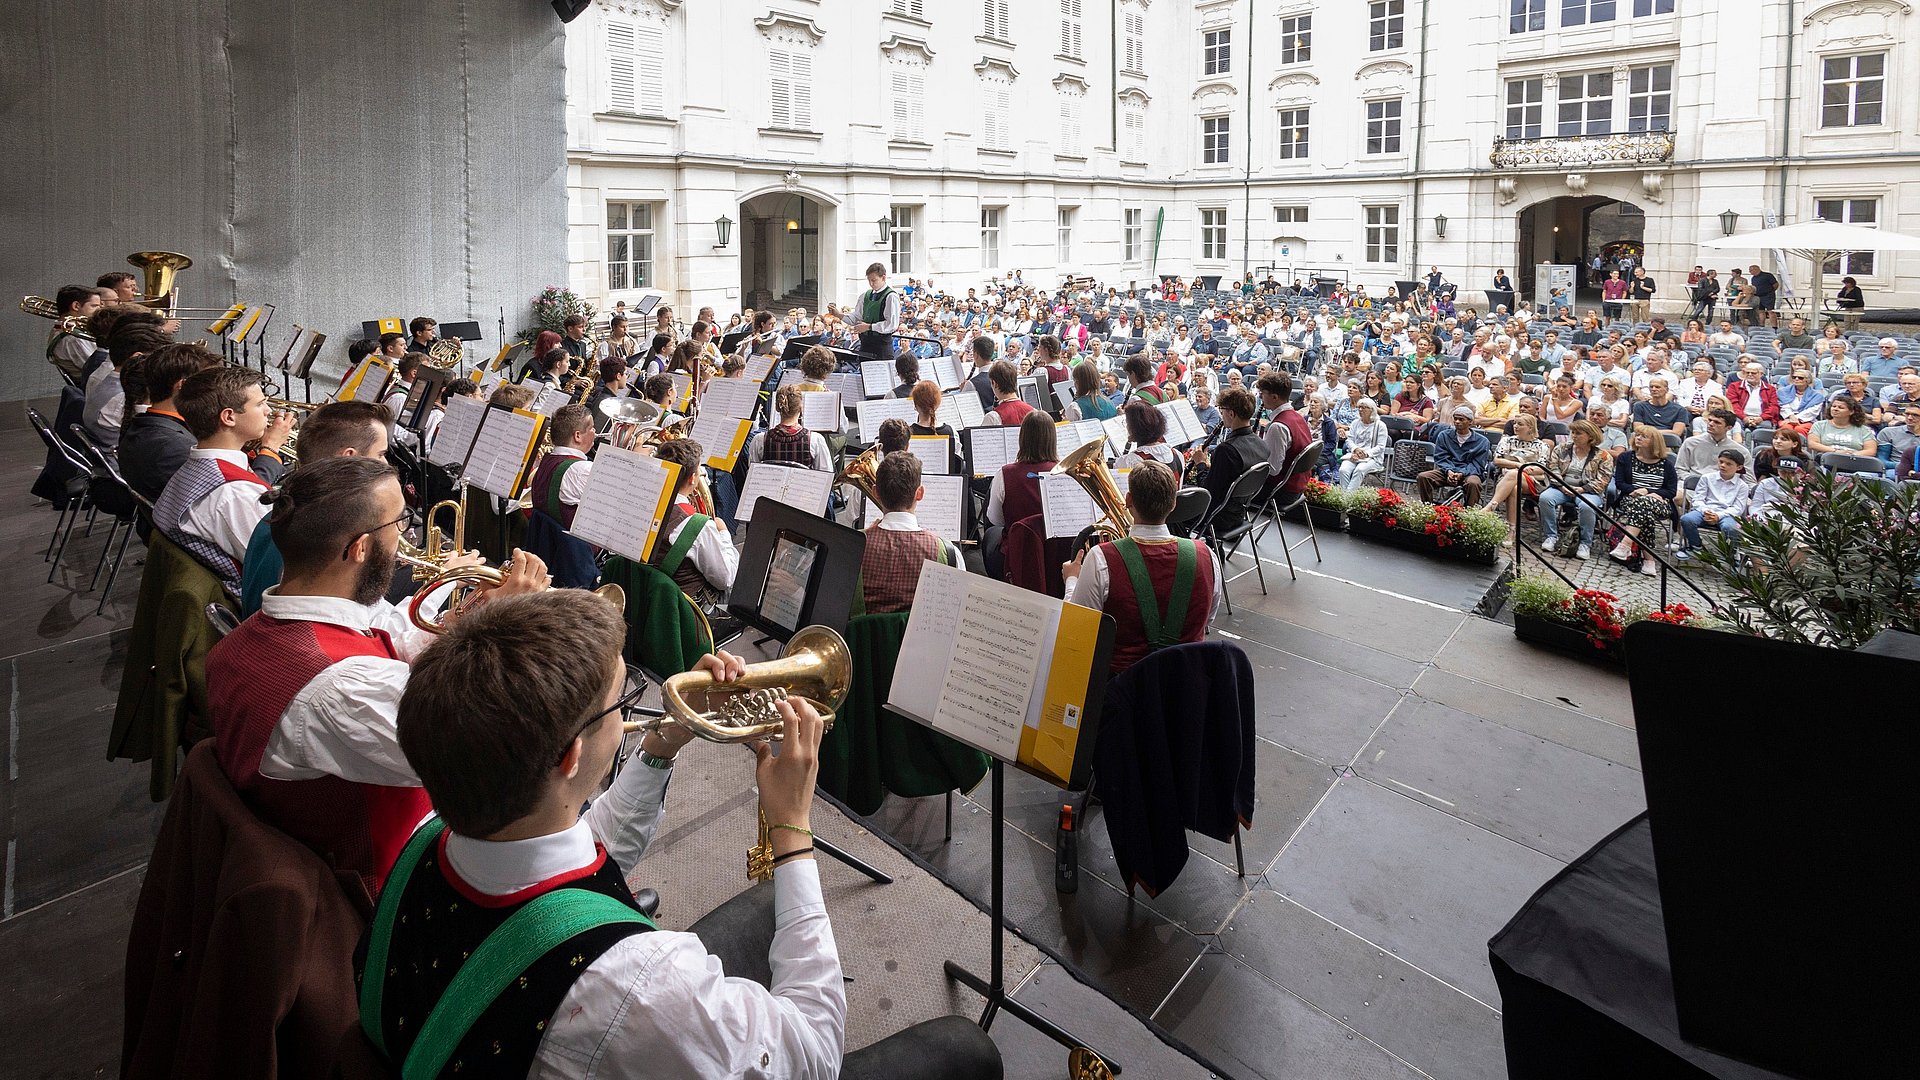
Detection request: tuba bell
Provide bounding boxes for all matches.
[1052,438,1133,552]
[128,250,193,313]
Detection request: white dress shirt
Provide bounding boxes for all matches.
[661,501,740,589]
[1067,523,1222,624]
[180,448,273,568]
[82,361,125,448]
[747,428,833,473]
[876,510,962,566]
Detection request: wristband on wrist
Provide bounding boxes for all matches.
[771,846,814,866]
[638,749,676,770]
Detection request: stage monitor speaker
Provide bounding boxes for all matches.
[1625,622,1914,1080]
[550,0,591,22]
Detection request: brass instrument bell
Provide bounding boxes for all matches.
[19,296,93,339]
[1052,438,1133,549]
[395,550,626,635]
[128,250,193,311]
[629,626,851,744]
[835,444,882,505]
[425,337,466,369]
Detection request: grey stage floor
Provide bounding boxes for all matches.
[0,399,1646,1080]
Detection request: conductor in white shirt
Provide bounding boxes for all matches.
[361,589,1003,1079]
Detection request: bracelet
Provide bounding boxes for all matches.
[638,750,677,770]
[767,822,813,839]
[771,846,814,866]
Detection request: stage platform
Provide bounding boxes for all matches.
[1,401,1647,1079]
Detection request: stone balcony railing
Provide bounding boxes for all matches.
[1489,131,1676,170]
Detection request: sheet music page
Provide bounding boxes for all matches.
[427,395,487,467]
[929,354,962,390]
[736,463,835,522]
[688,411,751,470]
[861,360,894,398]
[759,536,816,633]
[701,377,759,420]
[568,446,677,562]
[465,408,544,499]
[967,426,1019,478]
[1168,399,1206,445]
[1102,415,1130,457]
[890,561,967,724]
[954,391,987,429]
[778,368,808,389]
[800,391,843,433]
[1069,419,1107,455]
[670,372,694,411]
[908,434,952,475]
[935,567,1054,761]
[1053,420,1090,459]
[1040,472,1101,539]
[1114,467,1132,500]
[856,398,918,443]
[530,385,572,417]
[1054,381,1077,412]
[916,473,966,540]
[825,372,863,403]
[744,355,777,383]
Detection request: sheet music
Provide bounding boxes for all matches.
[928,354,962,391]
[1053,419,1108,459]
[908,434,952,475]
[701,377,759,420]
[759,536,816,633]
[744,355,777,383]
[1166,398,1206,446]
[1053,381,1077,413]
[1040,472,1101,539]
[736,463,835,522]
[688,411,752,470]
[777,368,808,389]
[530,385,573,417]
[338,357,391,403]
[427,395,487,466]
[890,562,1051,760]
[670,372,694,411]
[825,372,863,404]
[966,426,1020,478]
[464,408,544,499]
[1102,415,1130,458]
[915,473,966,540]
[1113,467,1132,500]
[861,360,895,398]
[278,327,317,372]
[567,445,677,562]
[953,391,986,429]
[856,398,918,443]
[800,391,843,434]
[891,562,968,724]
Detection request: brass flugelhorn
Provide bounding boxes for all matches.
[627,625,851,743]
[1052,437,1132,551]
[394,549,627,635]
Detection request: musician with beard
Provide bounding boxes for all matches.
[205,457,549,896]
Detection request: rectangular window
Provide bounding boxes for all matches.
[1202,115,1230,164]
[1277,108,1310,159]
[982,84,1012,150]
[1505,77,1544,139]
[1821,53,1885,128]
[605,18,666,115]
[1059,0,1084,60]
[1364,205,1400,265]
[1510,0,1546,33]
[1626,64,1672,132]
[891,70,926,140]
[1123,11,1145,73]
[1123,208,1143,263]
[1203,28,1231,76]
[1815,199,1877,276]
[1368,1,1405,52]
[1557,71,1613,136]
[1279,14,1312,64]
[889,0,926,18]
[1122,103,1146,161]
[1632,0,1674,14]
[1562,0,1617,27]
[1365,98,1403,154]
[1200,208,1228,262]
[606,202,654,291]
[1057,207,1075,264]
[983,0,1010,40]
[890,206,915,275]
[1058,95,1084,156]
[980,207,1002,269]
[1273,206,1310,224]
[767,48,813,130]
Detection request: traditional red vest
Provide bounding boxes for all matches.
[1100,537,1215,674]
[207,614,433,896]
[1273,406,1316,494]
[992,399,1035,426]
[859,524,946,613]
[999,459,1055,527]
[528,451,585,527]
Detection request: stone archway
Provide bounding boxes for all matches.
[740,191,824,313]
[1516,196,1646,299]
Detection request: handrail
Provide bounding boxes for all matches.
[1506,457,1726,615]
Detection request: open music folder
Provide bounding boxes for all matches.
[567,446,679,561]
[687,411,752,470]
[888,561,1114,789]
[462,404,546,500]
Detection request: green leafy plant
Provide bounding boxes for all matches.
[1508,574,1574,619]
[1691,468,1920,648]
[520,285,597,341]
[1508,575,1713,651]
[1303,478,1350,512]
[1452,506,1512,555]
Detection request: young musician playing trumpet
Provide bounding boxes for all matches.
[1063,459,1221,674]
[858,451,962,614]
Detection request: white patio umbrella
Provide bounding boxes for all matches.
[1702,219,1920,320]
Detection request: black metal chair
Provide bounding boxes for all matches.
[1201,462,1273,616]
[1822,451,1886,476]
[1165,486,1212,538]
[1387,437,1434,497]
[67,425,150,613]
[30,409,98,581]
[1262,441,1326,581]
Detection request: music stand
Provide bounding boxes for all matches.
[727,499,865,642]
[629,295,660,316]
[439,320,483,344]
[402,367,455,435]
[719,329,752,356]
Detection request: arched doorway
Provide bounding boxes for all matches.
[1516,196,1645,299]
[740,192,823,314]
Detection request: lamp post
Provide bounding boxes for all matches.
[1433,213,1448,239]
[714,215,733,249]
[1719,208,1740,237]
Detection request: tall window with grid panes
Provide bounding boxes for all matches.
[607,203,653,291]
[889,206,915,275]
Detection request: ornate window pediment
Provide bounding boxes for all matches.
[605,0,679,19]
[1193,80,1238,108]
[974,55,1020,80]
[1054,73,1089,95]
[754,11,825,48]
[1269,71,1318,105]
[1803,1,1910,47]
[880,35,935,65]
[1117,86,1151,106]
[1354,59,1413,98]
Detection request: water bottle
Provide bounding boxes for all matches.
[1055,804,1079,894]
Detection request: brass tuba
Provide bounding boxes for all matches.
[630,625,851,743]
[1052,438,1132,551]
[128,250,193,312]
[834,444,882,505]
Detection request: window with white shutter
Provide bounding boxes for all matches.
[1122,104,1145,162]
[889,0,927,18]
[983,0,1010,40]
[769,48,813,129]
[607,20,636,112]
[891,71,926,141]
[633,22,665,115]
[1057,95,1083,156]
[1059,0,1083,60]
[1122,12,1144,74]
[983,85,1012,150]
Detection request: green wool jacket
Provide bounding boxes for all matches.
[110,534,235,801]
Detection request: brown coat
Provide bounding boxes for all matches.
[122,742,377,1080]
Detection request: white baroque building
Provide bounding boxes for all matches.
[565,0,1920,316]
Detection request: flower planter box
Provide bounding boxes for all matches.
[1347,516,1501,566]
[1284,503,1348,531]
[1512,611,1627,670]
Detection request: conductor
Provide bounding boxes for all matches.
[851,262,902,361]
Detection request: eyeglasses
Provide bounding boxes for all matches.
[343,510,411,562]
[558,664,651,765]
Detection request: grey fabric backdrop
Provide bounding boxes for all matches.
[0,0,565,402]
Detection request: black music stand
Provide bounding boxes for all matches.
[402,367,455,435]
[439,320,483,345]
[629,295,661,316]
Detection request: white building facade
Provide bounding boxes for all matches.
[565,0,1920,317]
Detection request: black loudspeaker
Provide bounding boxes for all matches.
[550,0,591,22]
[1625,623,1915,1080]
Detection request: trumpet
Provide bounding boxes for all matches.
[629,625,851,743]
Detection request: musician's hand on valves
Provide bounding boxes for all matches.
[442,550,485,571]
[491,549,551,598]
[265,409,297,451]
[754,697,824,861]
[647,650,748,759]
